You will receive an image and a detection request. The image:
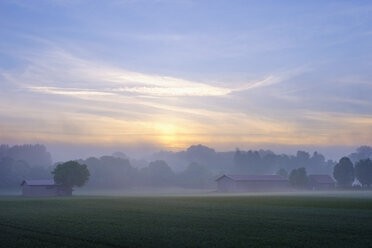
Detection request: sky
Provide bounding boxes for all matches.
[0,0,372,160]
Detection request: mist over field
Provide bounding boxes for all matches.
[1,143,372,195]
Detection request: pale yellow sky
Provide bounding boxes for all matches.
[1,50,371,151]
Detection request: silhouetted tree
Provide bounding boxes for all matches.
[178,162,212,188]
[333,157,354,188]
[52,161,90,188]
[140,160,175,187]
[289,167,308,188]
[78,156,137,189]
[186,144,216,163]
[355,159,372,187]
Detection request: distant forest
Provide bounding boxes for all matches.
[1,144,372,189]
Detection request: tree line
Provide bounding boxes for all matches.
[1,144,372,190]
[285,156,372,189]
[50,156,372,191]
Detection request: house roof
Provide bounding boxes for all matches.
[216,174,287,182]
[308,175,335,184]
[21,179,55,186]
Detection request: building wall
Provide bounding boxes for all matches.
[22,185,73,197]
[22,185,58,197]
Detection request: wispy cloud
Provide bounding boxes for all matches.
[236,76,280,91]
[0,47,313,148]
[3,49,286,98]
[1,47,371,149]
[28,86,116,96]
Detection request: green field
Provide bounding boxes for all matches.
[1,193,372,248]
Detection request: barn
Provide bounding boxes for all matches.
[216,175,289,192]
[21,180,72,197]
[308,175,335,190]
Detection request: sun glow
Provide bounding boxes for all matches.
[153,123,178,147]
[0,49,371,150]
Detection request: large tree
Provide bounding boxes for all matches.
[355,159,372,187]
[333,157,354,188]
[52,161,90,188]
[289,167,308,188]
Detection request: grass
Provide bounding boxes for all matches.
[1,193,372,247]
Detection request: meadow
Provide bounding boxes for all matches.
[1,193,372,248]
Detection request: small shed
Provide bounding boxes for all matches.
[21,180,72,197]
[216,174,289,192]
[308,175,335,190]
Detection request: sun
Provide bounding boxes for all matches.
[154,123,176,144]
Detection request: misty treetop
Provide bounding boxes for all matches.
[233,149,334,175]
[149,145,372,177]
[77,156,137,189]
[76,156,214,189]
[150,144,336,175]
[349,146,372,163]
[0,144,52,167]
[140,160,176,187]
[150,144,234,172]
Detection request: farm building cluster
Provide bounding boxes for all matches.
[216,174,335,192]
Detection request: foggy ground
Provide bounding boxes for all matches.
[5,186,372,199]
[70,189,372,199]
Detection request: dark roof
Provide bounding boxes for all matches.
[21,179,55,186]
[308,175,335,184]
[216,174,287,182]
